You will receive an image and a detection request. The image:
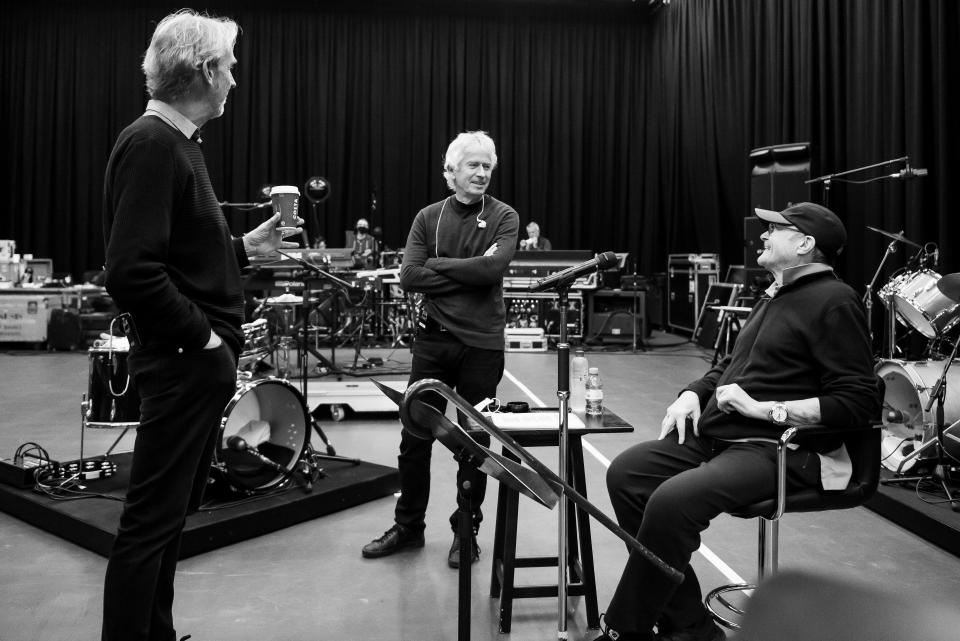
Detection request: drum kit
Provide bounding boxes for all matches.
[79,315,361,498]
[869,226,960,501]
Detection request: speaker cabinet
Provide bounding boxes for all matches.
[750,142,811,212]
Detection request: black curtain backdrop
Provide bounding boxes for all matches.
[2,0,958,306]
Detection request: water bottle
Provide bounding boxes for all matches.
[585,367,603,417]
[570,349,589,413]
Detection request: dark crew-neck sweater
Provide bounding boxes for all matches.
[400,195,519,350]
[684,270,879,453]
[103,115,248,355]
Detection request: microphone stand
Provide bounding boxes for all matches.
[275,250,364,464]
[554,281,572,641]
[805,156,908,207]
[529,272,579,639]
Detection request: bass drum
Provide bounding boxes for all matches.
[876,359,960,472]
[216,378,310,492]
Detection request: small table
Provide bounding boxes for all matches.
[487,407,633,632]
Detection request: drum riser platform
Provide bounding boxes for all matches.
[0,452,398,559]
[866,470,960,559]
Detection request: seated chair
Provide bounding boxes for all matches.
[704,405,882,629]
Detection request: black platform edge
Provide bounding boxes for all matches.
[0,453,399,559]
[865,470,960,559]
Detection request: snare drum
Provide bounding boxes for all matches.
[86,347,140,427]
[215,378,310,492]
[879,270,960,338]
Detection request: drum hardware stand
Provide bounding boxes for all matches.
[273,249,350,377]
[863,238,901,357]
[882,338,960,511]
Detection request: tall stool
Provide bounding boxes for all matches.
[705,420,881,629]
[489,434,599,632]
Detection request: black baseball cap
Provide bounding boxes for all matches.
[755,202,847,258]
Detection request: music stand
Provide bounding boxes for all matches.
[373,378,683,641]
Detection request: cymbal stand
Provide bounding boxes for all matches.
[863,239,900,357]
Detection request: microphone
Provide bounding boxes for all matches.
[225,435,286,474]
[886,409,906,423]
[528,251,618,293]
[888,167,929,179]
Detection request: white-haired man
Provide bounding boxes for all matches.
[363,131,519,568]
[101,10,299,640]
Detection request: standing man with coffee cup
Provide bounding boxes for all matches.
[101,10,300,641]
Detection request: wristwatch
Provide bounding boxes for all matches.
[768,401,789,426]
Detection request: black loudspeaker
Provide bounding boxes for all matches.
[749,142,811,212]
[747,143,811,267]
[47,308,82,351]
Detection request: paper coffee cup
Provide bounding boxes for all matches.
[269,185,300,228]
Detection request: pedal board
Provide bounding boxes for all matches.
[60,457,118,481]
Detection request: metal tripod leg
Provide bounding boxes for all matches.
[308,415,362,464]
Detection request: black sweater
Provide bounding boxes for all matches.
[103,115,248,356]
[400,195,519,350]
[685,270,879,453]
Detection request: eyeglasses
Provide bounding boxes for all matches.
[766,223,801,234]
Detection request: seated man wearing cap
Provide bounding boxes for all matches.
[594,202,879,641]
[351,218,378,268]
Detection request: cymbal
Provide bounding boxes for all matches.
[266,293,303,305]
[937,273,960,303]
[866,225,921,248]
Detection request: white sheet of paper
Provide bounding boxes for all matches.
[483,411,585,430]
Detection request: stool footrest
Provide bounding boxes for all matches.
[705,582,757,630]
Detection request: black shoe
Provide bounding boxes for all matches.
[447,532,480,568]
[362,524,425,558]
[592,614,654,641]
[656,619,725,641]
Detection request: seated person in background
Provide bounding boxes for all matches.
[594,203,879,641]
[518,221,551,250]
[351,218,378,268]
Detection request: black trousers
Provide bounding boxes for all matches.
[604,431,821,636]
[394,329,504,534]
[102,342,237,641]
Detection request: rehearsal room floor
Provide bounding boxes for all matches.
[2,336,960,641]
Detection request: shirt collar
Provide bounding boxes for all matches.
[144,99,198,141]
[765,263,834,297]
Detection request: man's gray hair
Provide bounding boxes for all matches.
[442,131,498,190]
[142,9,239,103]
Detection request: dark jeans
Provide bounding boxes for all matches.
[102,342,237,641]
[604,431,821,636]
[394,329,505,534]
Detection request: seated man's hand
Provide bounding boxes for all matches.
[484,242,499,257]
[715,383,761,419]
[660,390,701,444]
